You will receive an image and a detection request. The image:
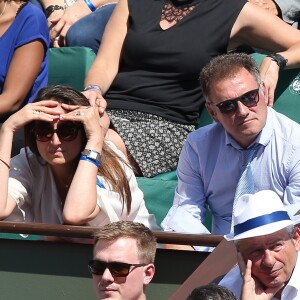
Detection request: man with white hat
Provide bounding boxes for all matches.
[220,190,300,300]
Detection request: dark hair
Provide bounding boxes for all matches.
[24,85,132,213]
[187,284,237,300]
[94,221,157,264]
[199,53,261,102]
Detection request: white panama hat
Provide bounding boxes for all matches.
[225,190,300,241]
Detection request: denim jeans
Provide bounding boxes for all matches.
[30,0,116,54]
[66,3,116,53]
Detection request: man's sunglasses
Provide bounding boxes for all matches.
[32,121,81,142]
[210,88,260,114]
[88,260,147,277]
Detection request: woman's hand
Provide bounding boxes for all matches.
[82,89,107,115]
[59,104,108,150]
[49,2,91,47]
[259,57,280,107]
[4,100,61,133]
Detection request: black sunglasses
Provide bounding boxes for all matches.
[88,260,147,277]
[33,121,81,142]
[211,88,260,114]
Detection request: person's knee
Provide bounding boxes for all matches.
[66,3,116,52]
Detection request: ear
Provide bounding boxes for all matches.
[293,226,300,251]
[205,102,219,123]
[143,264,155,285]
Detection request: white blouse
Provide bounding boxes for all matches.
[6,141,159,230]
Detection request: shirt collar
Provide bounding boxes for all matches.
[284,253,300,292]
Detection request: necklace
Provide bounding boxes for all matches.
[0,1,7,18]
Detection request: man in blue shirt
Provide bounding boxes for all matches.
[162,53,300,238]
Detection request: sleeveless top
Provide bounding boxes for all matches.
[106,0,247,125]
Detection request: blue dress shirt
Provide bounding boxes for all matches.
[162,107,300,235]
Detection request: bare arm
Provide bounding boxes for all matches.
[230,2,300,105]
[83,0,129,107]
[230,2,300,63]
[0,41,45,116]
[0,124,17,219]
[61,104,109,224]
[0,101,60,219]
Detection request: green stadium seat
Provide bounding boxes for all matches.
[48,47,96,90]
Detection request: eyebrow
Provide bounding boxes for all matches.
[217,88,259,104]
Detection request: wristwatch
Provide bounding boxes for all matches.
[266,53,288,70]
[81,149,101,164]
[45,5,64,19]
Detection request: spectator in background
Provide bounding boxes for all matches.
[83,0,300,178]
[88,221,156,300]
[249,0,299,29]
[220,190,300,300]
[187,284,237,300]
[162,53,300,247]
[37,0,116,53]
[0,85,158,230]
[0,0,49,123]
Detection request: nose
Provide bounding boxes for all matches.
[262,250,276,268]
[100,267,114,283]
[235,100,249,117]
[50,132,61,145]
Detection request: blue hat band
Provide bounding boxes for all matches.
[234,211,290,236]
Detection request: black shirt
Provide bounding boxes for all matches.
[106,0,247,125]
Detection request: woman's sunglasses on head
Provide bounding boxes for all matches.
[88,259,147,277]
[209,88,260,114]
[32,121,81,142]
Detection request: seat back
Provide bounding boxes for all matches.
[48,47,96,90]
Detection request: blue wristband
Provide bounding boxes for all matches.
[83,0,96,11]
[80,155,100,167]
[84,85,102,93]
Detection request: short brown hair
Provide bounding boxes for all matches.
[94,221,157,263]
[199,53,261,102]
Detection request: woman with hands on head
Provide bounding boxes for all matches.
[0,85,158,229]
[83,0,300,178]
